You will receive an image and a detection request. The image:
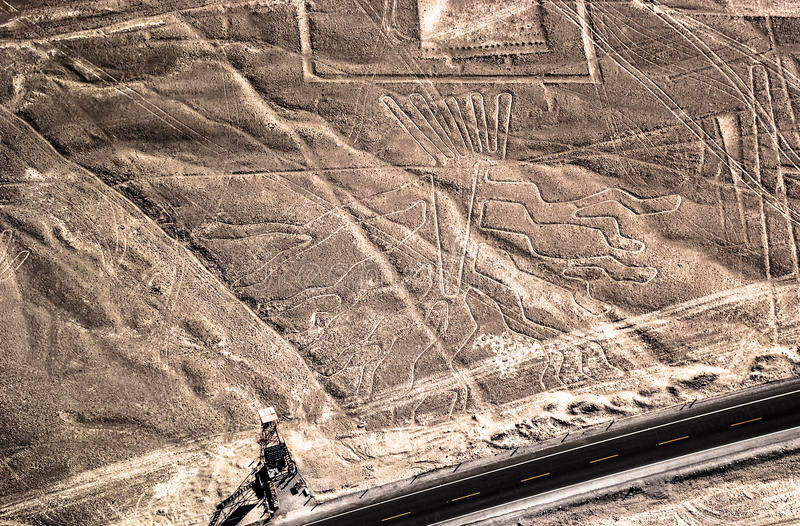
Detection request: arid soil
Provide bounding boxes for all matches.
[503,440,800,526]
[1,0,800,524]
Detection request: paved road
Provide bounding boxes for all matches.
[300,379,800,526]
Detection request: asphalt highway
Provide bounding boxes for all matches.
[302,378,800,526]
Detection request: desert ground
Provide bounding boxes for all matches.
[498,434,800,526]
[1,0,800,524]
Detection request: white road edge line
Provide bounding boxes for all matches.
[428,424,800,525]
[304,386,800,525]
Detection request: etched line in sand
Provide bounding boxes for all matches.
[559,0,800,231]
[750,64,797,280]
[348,275,795,417]
[749,65,783,343]
[298,0,600,83]
[383,92,513,298]
[383,92,513,165]
[0,229,29,283]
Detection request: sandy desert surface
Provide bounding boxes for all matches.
[502,437,800,526]
[1,0,800,524]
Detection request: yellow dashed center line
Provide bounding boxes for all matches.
[450,492,481,503]
[374,416,766,522]
[589,454,619,464]
[521,472,551,483]
[381,511,411,522]
[658,435,689,446]
[730,417,762,427]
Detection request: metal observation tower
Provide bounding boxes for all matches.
[208,407,297,526]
